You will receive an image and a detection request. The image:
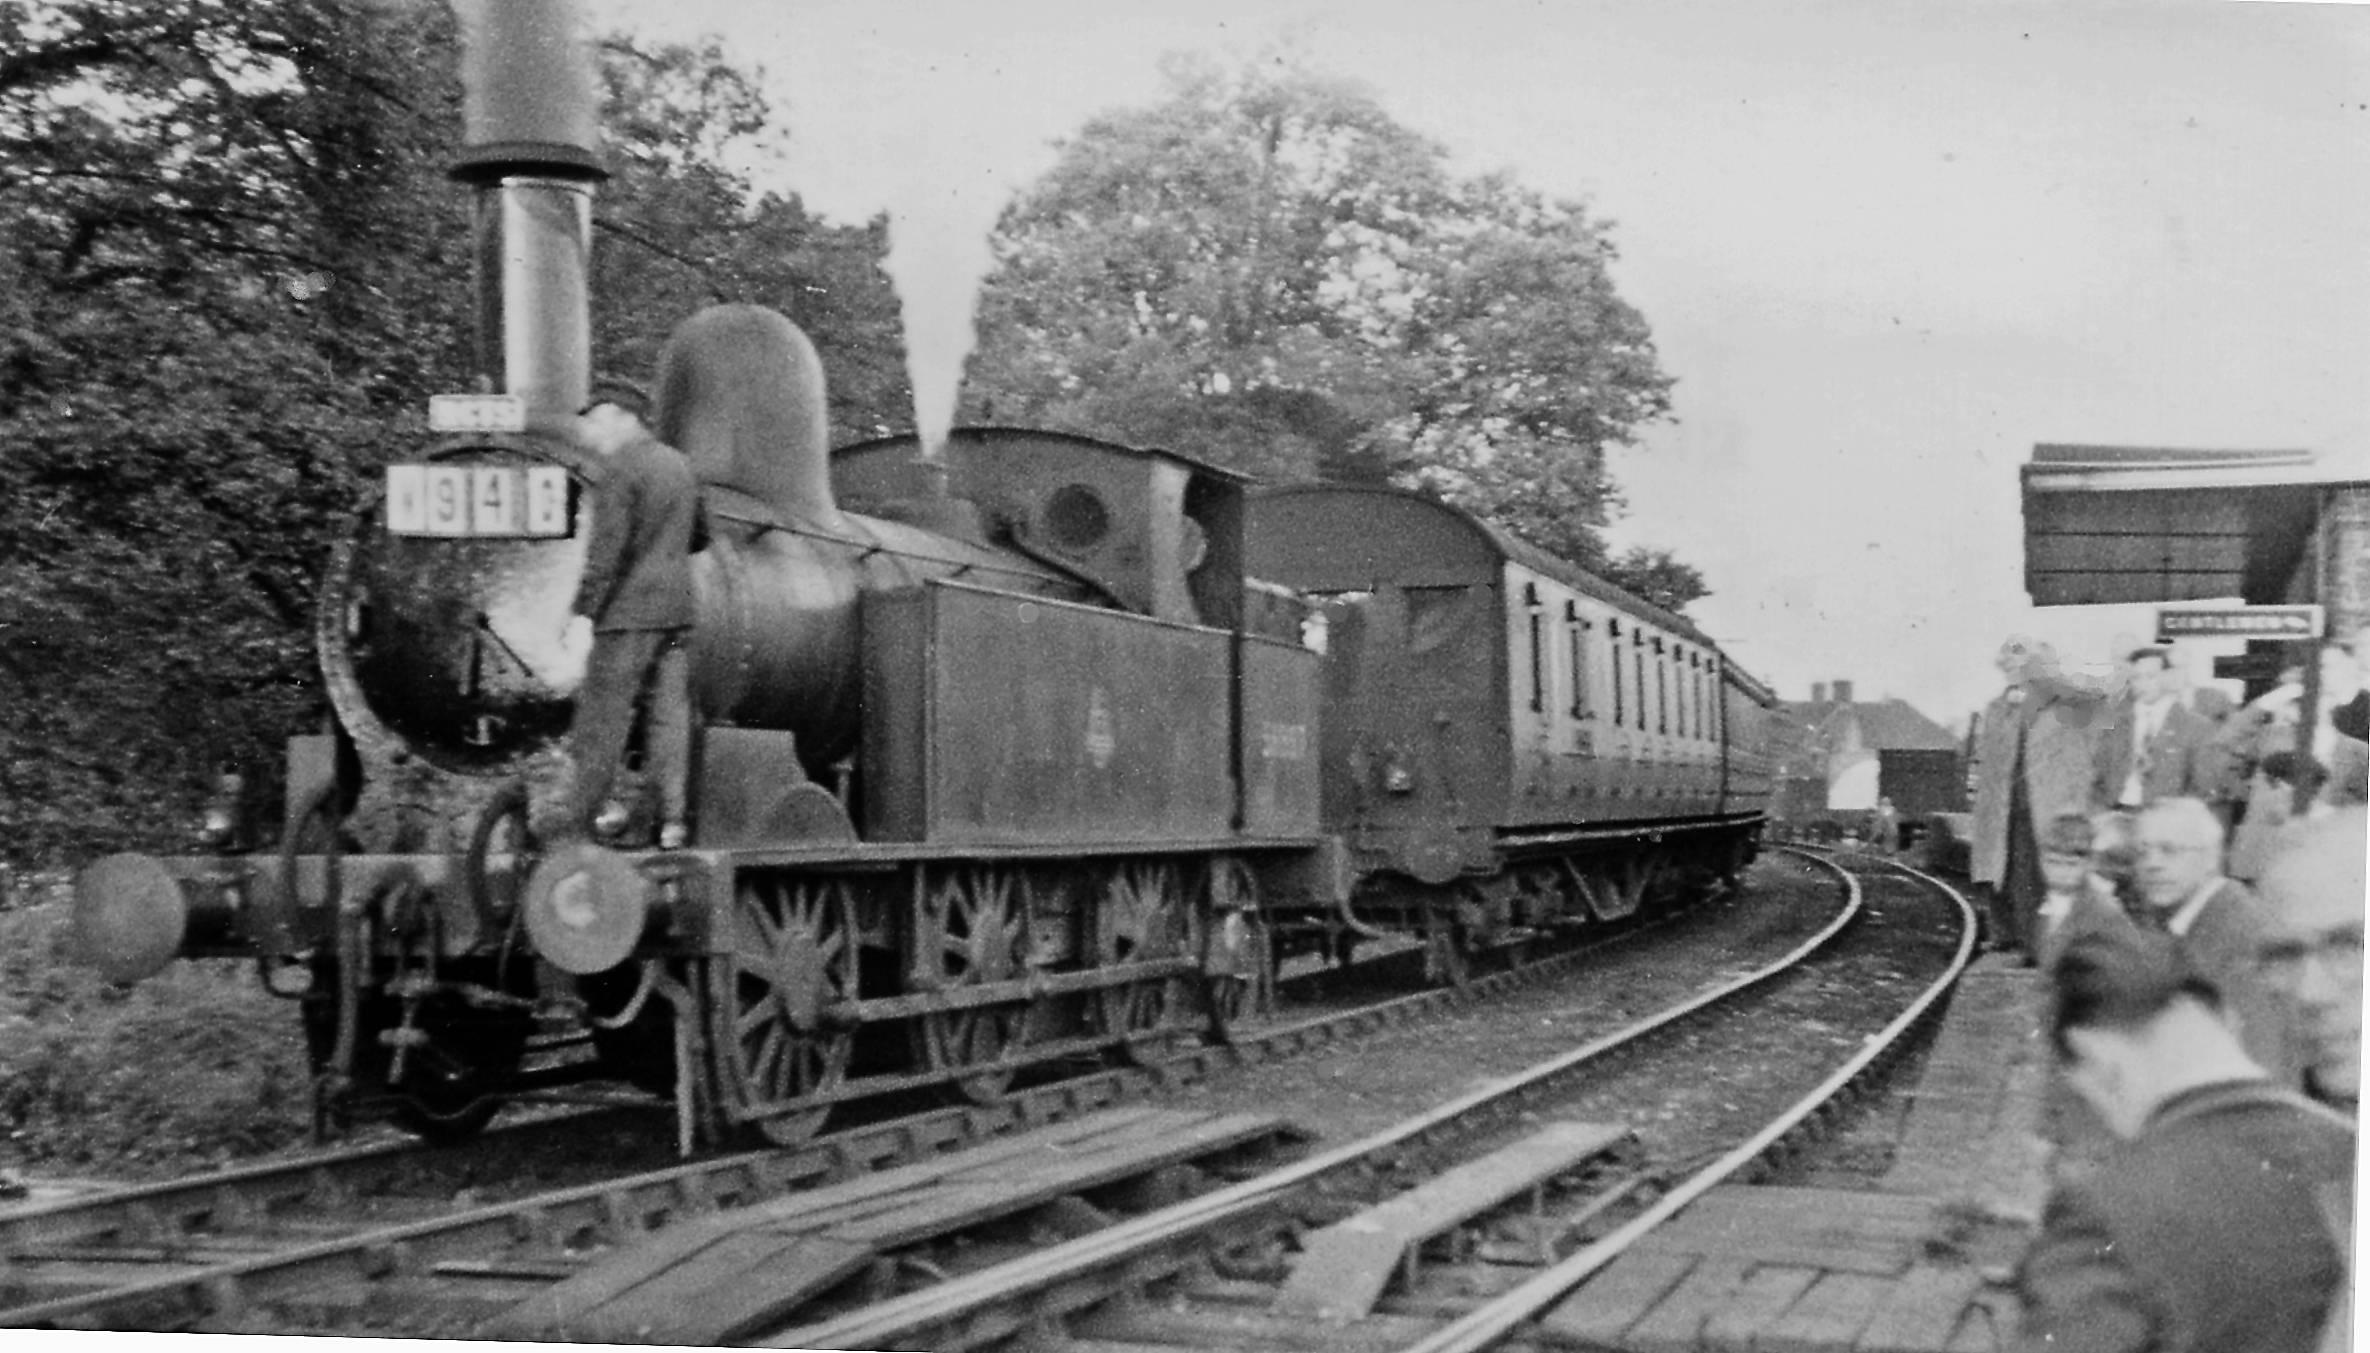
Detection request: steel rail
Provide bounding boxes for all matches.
[0,1105,625,1253]
[0,885,1694,1331]
[1401,851,1978,1353]
[769,848,1873,1351]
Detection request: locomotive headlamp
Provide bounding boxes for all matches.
[1382,755,1416,795]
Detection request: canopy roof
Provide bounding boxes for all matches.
[2020,444,2360,607]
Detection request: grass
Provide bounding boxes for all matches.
[0,902,314,1178]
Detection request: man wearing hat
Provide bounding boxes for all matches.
[1970,635,2107,959]
[2015,928,2352,1353]
[2032,812,2136,974]
[546,377,704,849]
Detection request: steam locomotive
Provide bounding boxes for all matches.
[70,0,1775,1149]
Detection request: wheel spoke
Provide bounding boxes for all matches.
[711,874,855,1145]
[913,865,1030,1102]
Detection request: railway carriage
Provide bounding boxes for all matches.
[68,0,1773,1149]
[1243,486,1776,981]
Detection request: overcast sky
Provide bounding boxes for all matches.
[590,0,2370,727]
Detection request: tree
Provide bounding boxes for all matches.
[0,0,475,867]
[963,53,1704,607]
[0,2,901,867]
[588,33,909,441]
[1602,547,1708,617]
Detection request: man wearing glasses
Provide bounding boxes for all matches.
[2253,808,2363,1353]
[2255,807,2366,1114]
[2130,797,2293,1085]
[544,378,704,850]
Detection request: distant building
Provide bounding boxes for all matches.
[1770,679,1964,822]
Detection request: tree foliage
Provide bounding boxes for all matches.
[0,0,901,867]
[586,33,909,437]
[963,54,1703,606]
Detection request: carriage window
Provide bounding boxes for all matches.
[1633,632,1648,731]
[1566,602,1588,719]
[1524,583,1545,713]
[1684,657,1697,740]
[1608,621,1624,725]
[1653,638,1668,735]
[1404,585,1474,654]
[1673,647,1687,738]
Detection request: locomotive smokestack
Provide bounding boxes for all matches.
[447,0,606,430]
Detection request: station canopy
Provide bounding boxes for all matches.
[2020,444,2360,607]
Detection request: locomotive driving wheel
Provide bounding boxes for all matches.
[712,873,857,1145]
[1198,856,1271,1040]
[1095,858,1199,1062]
[909,865,1031,1103]
[1422,894,1472,988]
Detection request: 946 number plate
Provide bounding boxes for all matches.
[385,464,572,538]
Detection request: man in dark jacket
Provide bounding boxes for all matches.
[2255,806,2367,1113]
[2015,929,2353,1353]
[547,379,703,848]
[2093,647,2218,810]
[2130,797,2295,1083]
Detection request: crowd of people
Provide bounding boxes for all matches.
[1962,633,2367,1352]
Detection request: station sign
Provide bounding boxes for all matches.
[2156,604,2323,642]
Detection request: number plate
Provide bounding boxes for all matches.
[386,465,571,537]
[427,393,526,433]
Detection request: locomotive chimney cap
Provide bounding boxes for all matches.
[448,140,608,185]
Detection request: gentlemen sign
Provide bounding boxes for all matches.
[2156,605,2323,641]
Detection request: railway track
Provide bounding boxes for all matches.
[0,876,1721,1334]
[757,849,1974,1352]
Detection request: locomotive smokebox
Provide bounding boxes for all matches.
[447,0,605,430]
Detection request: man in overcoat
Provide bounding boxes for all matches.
[1970,635,2107,959]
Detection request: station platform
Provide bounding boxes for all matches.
[1539,954,2052,1353]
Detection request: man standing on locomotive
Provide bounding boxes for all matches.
[544,377,703,849]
